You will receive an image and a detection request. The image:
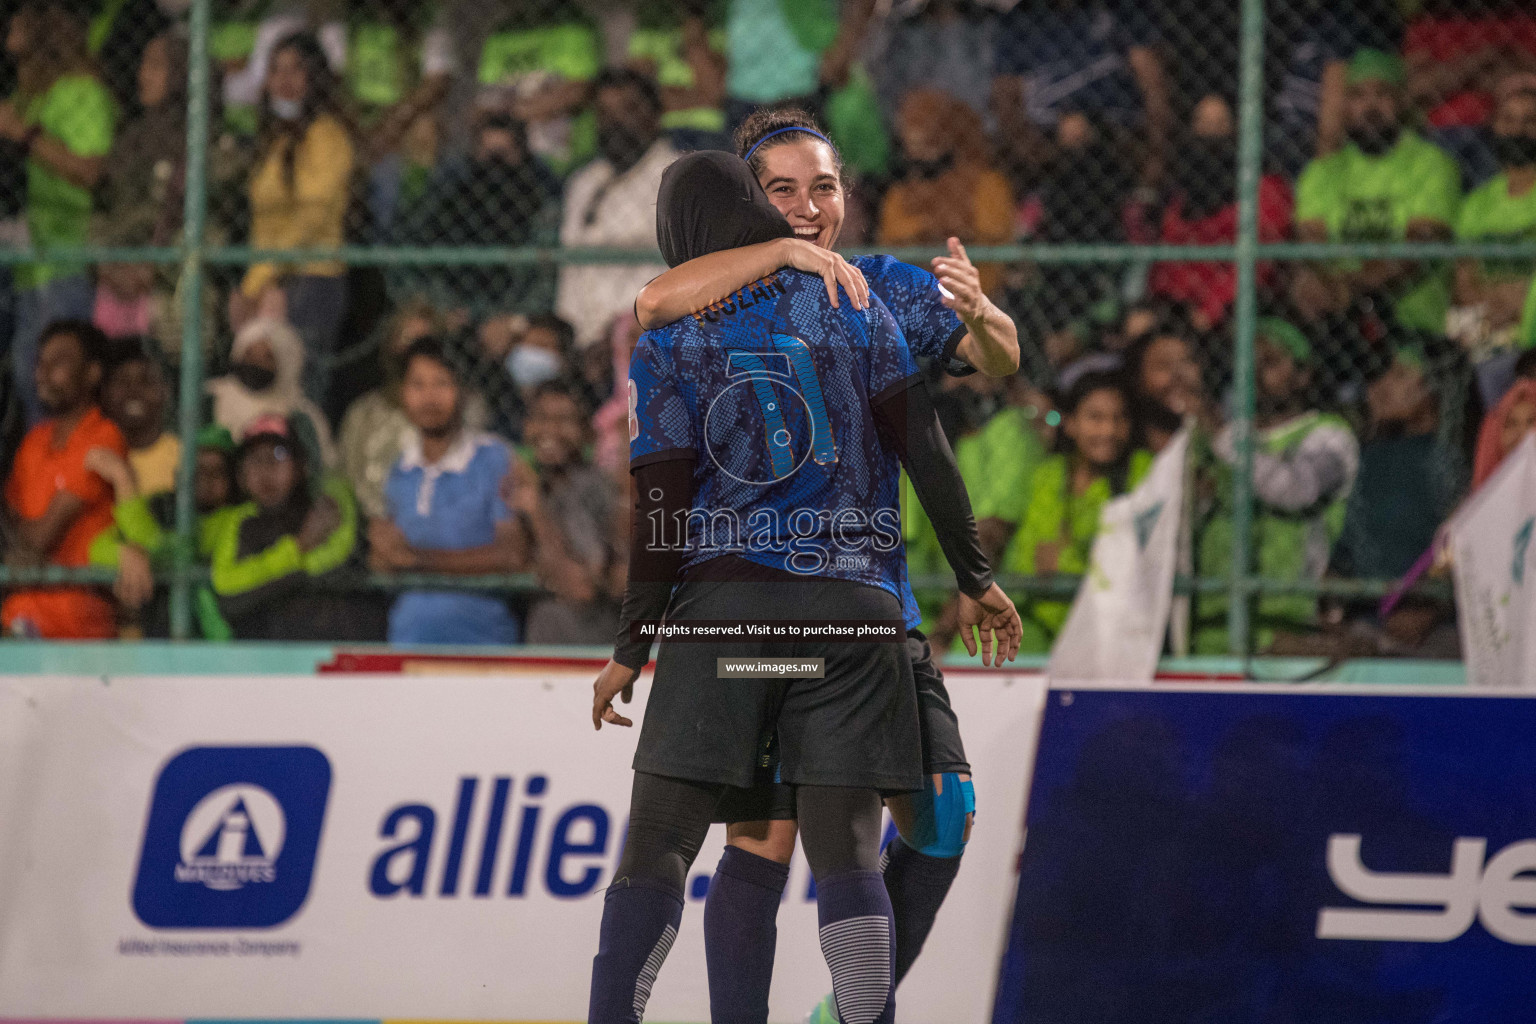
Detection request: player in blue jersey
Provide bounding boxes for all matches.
[633,110,1022,1024]
[587,151,1020,1024]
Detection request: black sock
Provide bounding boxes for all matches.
[589,878,684,1024]
[704,846,790,1023]
[882,835,963,984]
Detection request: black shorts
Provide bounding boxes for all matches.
[714,628,971,823]
[632,576,922,793]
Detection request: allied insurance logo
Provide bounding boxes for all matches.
[132,746,331,928]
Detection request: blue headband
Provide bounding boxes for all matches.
[743,126,836,164]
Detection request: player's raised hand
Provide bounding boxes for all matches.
[777,238,869,311]
[955,583,1023,667]
[931,237,986,323]
[592,659,640,730]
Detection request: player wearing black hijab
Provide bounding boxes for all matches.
[586,152,1018,1024]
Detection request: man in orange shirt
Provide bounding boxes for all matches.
[2,320,128,638]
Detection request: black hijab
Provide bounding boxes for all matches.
[656,151,793,268]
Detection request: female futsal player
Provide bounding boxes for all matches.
[590,151,1019,1024]
[633,110,1023,1023]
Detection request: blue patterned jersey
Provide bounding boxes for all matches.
[628,269,923,625]
[849,255,972,376]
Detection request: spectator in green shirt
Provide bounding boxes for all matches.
[627,0,728,152]
[88,424,244,639]
[1290,49,1460,343]
[1002,370,1151,653]
[1453,83,1536,403]
[1193,318,1360,655]
[903,372,1048,643]
[0,1,115,425]
[474,0,601,175]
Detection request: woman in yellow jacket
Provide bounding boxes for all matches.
[233,31,355,411]
[1004,370,1152,653]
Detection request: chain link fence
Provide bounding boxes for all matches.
[0,0,1530,657]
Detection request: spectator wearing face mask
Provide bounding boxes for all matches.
[211,2,346,137]
[88,424,243,640]
[504,381,623,645]
[1290,50,1461,338]
[100,340,179,497]
[554,69,678,351]
[504,314,576,399]
[1144,94,1293,331]
[209,414,370,641]
[396,113,560,320]
[1,320,126,638]
[1194,318,1360,655]
[232,32,357,408]
[208,317,337,470]
[877,88,1013,296]
[1453,85,1536,402]
[1001,371,1150,653]
[370,338,524,645]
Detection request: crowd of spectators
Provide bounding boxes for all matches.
[4,0,1536,658]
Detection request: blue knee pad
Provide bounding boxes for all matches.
[900,773,975,858]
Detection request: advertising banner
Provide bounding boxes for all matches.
[0,669,1047,1024]
[993,685,1536,1024]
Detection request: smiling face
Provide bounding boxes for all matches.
[102,356,167,442]
[1138,334,1203,418]
[1064,386,1131,470]
[754,138,845,251]
[524,390,586,470]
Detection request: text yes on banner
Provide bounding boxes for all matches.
[1448,432,1536,688]
[1048,429,1190,682]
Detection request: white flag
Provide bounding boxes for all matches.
[1048,429,1190,682]
[1448,432,1536,688]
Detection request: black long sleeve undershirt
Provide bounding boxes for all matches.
[610,378,994,668]
[612,455,696,670]
[871,376,995,601]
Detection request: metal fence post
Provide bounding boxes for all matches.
[168,0,212,639]
[1228,0,1266,658]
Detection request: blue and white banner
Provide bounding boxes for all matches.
[0,669,1046,1023]
[993,684,1536,1024]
